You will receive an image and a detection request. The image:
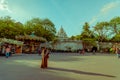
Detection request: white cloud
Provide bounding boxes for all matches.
[89,1,120,25]
[89,15,99,25]
[0,0,12,13]
[101,1,120,14]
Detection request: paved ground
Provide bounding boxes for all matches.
[0,53,120,80]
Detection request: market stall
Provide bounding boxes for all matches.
[15,34,47,54]
[0,38,24,55]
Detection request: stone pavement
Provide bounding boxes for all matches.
[0,53,120,80]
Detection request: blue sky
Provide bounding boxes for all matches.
[0,0,120,37]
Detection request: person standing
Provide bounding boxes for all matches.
[92,46,97,54]
[2,46,5,55]
[5,46,10,58]
[40,47,46,68]
[38,48,42,55]
[44,48,50,68]
[116,48,120,58]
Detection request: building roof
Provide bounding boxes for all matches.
[57,26,68,38]
[15,34,47,42]
[0,38,24,45]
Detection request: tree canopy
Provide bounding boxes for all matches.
[70,16,120,42]
[0,16,120,42]
[0,16,56,41]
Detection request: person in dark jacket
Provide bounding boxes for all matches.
[92,46,97,54]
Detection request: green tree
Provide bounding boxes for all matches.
[110,34,120,42]
[80,22,94,39]
[24,18,43,36]
[80,22,96,48]
[41,19,56,41]
[109,16,120,34]
[0,16,24,39]
[94,21,109,42]
[24,18,56,41]
[69,35,81,40]
[14,22,24,35]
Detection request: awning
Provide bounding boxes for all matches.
[0,38,24,45]
[15,35,47,42]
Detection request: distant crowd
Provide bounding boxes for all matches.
[0,44,15,58]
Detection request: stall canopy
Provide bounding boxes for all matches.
[15,34,47,53]
[0,38,24,45]
[15,35,47,42]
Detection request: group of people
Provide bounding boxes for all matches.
[40,47,50,69]
[0,44,16,58]
[79,46,97,55]
[1,45,11,58]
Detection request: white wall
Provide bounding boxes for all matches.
[53,41,83,51]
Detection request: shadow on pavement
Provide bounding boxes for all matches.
[47,67,116,78]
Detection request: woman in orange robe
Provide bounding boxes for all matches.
[44,49,50,68]
[41,47,46,68]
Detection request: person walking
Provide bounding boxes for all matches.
[5,46,10,58]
